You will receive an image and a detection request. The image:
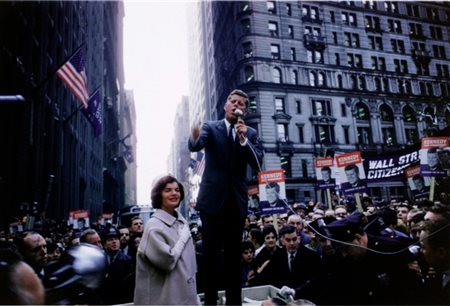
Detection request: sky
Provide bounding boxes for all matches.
[123,1,190,204]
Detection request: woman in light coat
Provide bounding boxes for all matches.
[134,175,197,305]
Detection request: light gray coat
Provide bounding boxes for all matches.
[134,209,197,305]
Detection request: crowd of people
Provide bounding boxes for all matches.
[0,87,448,305]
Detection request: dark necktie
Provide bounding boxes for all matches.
[228,124,234,145]
[289,253,295,272]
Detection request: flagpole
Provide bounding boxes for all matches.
[63,104,84,123]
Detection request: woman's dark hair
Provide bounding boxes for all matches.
[151,175,185,209]
[262,225,278,240]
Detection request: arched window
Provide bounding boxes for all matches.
[403,106,417,123]
[354,102,370,120]
[359,76,366,90]
[380,104,394,121]
[419,82,426,95]
[291,70,298,85]
[426,82,434,96]
[309,71,317,86]
[350,75,358,90]
[245,66,254,82]
[318,72,326,86]
[374,77,381,91]
[273,67,282,83]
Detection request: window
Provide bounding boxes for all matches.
[303,5,319,21]
[382,128,396,146]
[338,75,343,88]
[335,53,340,66]
[241,19,251,33]
[385,1,399,13]
[312,99,331,116]
[315,125,335,144]
[291,70,298,84]
[405,129,418,144]
[343,126,350,144]
[296,100,302,114]
[272,67,282,83]
[268,21,278,36]
[363,0,376,10]
[436,64,449,77]
[330,11,335,23]
[342,12,357,26]
[391,39,405,54]
[332,32,338,44]
[355,103,370,120]
[380,104,394,121]
[394,59,408,73]
[358,76,366,90]
[277,123,288,141]
[409,23,423,38]
[368,35,383,50]
[301,159,308,178]
[298,126,304,143]
[357,127,372,144]
[281,156,292,178]
[406,3,420,18]
[347,53,362,68]
[403,106,417,123]
[430,26,443,40]
[267,1,276,14]
[248,96,258,113]
[309,71,317,87]
[271,44,280,59]
[243,42,253,58]
[307,50,323,63]
[275,97,285,113]
[433,45,446,59]
[290,48,296,61]
[371,56,386,71]
[374,77,382,91]
[365,16,381,32]
[286,3,292,16]
[318,72,326,87]
[245,66,254,82]
[387,19,402,33]
[344,32,360,47]
[288,25,294,38]
[427,7,439,21]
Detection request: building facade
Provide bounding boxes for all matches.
[187,1,450,204]
[0,1,131,227]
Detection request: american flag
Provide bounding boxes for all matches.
[56,48,89,108]
[194,150,205,177]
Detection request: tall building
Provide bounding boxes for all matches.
[187,1,450,204]
[168,96,191,216]
[0,1,129,227]
[122,90,137,206]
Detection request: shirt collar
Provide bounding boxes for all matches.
[153,208,184,227]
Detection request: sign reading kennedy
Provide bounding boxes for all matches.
[336,151,367,195]
[420,137,450,177]
[405,164,430,200]
[258,169,287,214]
[315,157,336,189]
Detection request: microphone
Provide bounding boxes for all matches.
[234,109,244,118]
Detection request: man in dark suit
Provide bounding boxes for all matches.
[189,89,264,305]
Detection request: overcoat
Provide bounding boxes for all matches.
[134,209,197,305]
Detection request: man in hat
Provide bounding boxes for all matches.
[316,212,425,305]
[99,227,134,304]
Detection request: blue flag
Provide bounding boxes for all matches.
[82,89,102,137]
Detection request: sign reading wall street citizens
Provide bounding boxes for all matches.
[258,169,287,214]
[363,148,420,182]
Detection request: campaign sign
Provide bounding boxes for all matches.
[405,164,430,199]
[315,157,336,189]
[364,148,419,183]
[336,151,367,195]
[420,137,450,177]
[258,169,287,214]
[70,210,90,230]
